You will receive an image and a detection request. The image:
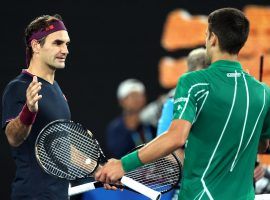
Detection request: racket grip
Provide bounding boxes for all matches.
[69,182,99,196]
[121,176,161,200]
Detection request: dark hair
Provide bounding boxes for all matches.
[208,8,249,54]
[24,14,63,64]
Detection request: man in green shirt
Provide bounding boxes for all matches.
[95,8,270,200]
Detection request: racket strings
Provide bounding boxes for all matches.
[57,123,100,161]
[38,139,89,179]
[51,123,99,170]
[44,125,97,164]
[126,155,181,192]
[37,122,100,179]
[51,123,99,162]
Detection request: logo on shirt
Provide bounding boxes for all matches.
[226,72,241,78]
[174,97,187,111]
[177,105,182,110]
[174,97,188,104]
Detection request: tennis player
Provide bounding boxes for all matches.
[2,14,71,199]
[95,8,270,200]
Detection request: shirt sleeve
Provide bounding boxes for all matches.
[2,81,26,129]
[173,75,196,123]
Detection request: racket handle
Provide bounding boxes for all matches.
[121,176,161,200]
[69,181,101,196]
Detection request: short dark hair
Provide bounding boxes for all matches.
[208,8,249,54]
[24,14,63,64]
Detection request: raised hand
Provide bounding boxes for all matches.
[26,76,42,112]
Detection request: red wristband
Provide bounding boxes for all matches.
[19,104,37,125]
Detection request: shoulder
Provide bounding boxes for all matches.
[261,83,270,92]
[262,83,270,103]
[177,70,208,85]
[252,82,270,100]
[2,75,29,98]
[176,70,210,93]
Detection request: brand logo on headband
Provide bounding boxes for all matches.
[45,25,55,31]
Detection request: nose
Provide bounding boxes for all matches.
[61,44,69,55]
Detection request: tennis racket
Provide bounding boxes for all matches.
[35,119,182,200]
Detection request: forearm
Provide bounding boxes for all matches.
[5,104,37,147]
[121,119,191,172]
[138,130,183,164]
[5,116,32,147]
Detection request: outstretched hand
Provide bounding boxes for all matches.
[26,76,42,112]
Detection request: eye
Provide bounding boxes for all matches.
[54,40,64,46]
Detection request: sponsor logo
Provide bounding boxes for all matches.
[226,72,241,78]
[177,105,182,110]
[174,97,188,104]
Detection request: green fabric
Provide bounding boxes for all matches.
[121,150,143,172]
[173,60,270,200]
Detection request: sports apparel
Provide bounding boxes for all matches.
[2,70,71,200]
[173,60,270,200]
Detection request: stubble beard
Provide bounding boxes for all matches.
[48,60,65,71]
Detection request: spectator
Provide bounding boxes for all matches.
[105,79,156,159]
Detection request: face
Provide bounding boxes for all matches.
[120,91,146,113]
[39,30,70,69]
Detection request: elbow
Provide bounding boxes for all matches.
[176,138,186,149]
[5,130,22,147]
[170,133,186,150]
[7,137,21,147]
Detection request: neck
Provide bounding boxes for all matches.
[27,60,55,84]
[211,51,238,63]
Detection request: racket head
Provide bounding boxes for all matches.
[35,119,102,180]
[126,144,182,194]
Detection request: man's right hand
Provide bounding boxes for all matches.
[26,76,42,112]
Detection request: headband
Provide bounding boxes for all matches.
[28,20,66,44]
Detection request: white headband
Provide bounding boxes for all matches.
[117,79,145,99]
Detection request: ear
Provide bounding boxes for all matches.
[210,32,218,47]
[31,39,41,54]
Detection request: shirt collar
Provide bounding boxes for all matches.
[209,60,242,70]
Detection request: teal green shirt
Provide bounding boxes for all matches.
[173,60,270,200]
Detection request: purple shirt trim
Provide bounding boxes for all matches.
[21,69,34,77]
